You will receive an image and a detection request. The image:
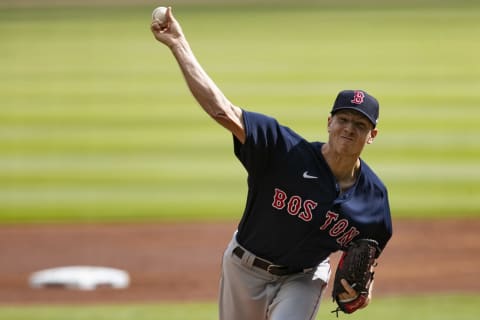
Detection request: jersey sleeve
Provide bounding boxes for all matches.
[377,190,393,254]
[364,181,393,256]
[233,110,302,177]
[370,175,393,254]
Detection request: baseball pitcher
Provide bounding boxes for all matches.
[151,7,392,320]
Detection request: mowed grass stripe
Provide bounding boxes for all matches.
[2,100,479,126]
[0,157,478,181]
[1,129,477,158]
[0,294,477,320]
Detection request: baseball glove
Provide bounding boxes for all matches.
[331,239,380,316]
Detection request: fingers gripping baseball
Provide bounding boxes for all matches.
[150,7,184,48]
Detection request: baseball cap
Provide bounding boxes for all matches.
[331,90,379,127]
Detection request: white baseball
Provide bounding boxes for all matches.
[152,6,168,24]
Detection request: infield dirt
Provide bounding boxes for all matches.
[0,219,478,304]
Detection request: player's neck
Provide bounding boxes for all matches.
[321,143,360,188]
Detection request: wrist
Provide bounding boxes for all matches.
[168,36,188,51]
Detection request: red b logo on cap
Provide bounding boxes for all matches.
[351,91,365,105]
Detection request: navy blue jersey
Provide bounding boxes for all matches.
[234,111,392,270]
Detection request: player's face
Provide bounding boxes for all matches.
[327,110,377,156]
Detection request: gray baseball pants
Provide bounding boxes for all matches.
[219,232,331,320]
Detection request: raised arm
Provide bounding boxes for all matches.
[150,7,245,143]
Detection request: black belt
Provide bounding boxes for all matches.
[232,246,295,276]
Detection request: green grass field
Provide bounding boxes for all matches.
[0,295,478,320]
[1,2,479,223]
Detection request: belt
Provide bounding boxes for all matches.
[232,246,294,276]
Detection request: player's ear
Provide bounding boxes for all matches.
[327,116,333,132]
[367,128,378,144]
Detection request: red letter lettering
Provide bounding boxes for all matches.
[299,200,317,222]
[320,211,339,230]
[336,227,360,246]
[272,188,287,210]
[351,90,365,104]
[329,219,348,237]
[287,196,302,216]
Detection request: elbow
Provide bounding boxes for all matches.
[208,102,238,124]
[203,97,233,121]
[210,110,229,121]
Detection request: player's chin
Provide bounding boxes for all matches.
[336,141,356,153]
